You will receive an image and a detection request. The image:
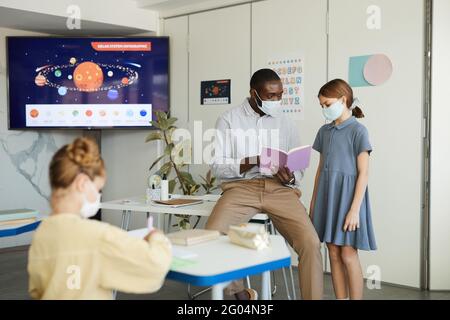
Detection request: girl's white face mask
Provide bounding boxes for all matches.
[322,99,345,121]
[80,180,101,219]
[254,91,283,118]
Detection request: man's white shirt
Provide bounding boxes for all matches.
[211,98,304,188]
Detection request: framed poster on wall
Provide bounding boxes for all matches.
[201,79,231,105]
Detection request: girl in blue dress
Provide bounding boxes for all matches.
[310,79,377,300]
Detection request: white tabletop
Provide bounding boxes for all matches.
[128,228,291,286]
[100,195,217,217]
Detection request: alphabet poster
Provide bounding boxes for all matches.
[268,55,304,120]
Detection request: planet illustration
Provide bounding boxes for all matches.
[58,86,67,96]
[113,111,120,116]
[73,62,104,92]
[99,110,106,117]
[126,109,134,117]
[34,74,46,86]
[85,110,93,117]
[30,109,39,118]
[72,110,79,117]
[34,61,139,98]
[140,110,147,117]
[107,89,119,100]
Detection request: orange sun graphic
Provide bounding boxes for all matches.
[73,62,104,92]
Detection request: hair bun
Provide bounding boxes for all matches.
[66,137,100,168]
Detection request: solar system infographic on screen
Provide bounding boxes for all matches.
[7,37,169,129]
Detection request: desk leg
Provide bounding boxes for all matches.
[261,271,272,300]
[211,281,230,300]
[120,210,126,229]
[124,210,131,231]
[157,213,164,231]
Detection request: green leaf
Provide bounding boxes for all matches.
[156,111,168,121]
[160,119,170,131]
[150,120,161,129]
[166,127,177,144]
[145,131,163,143]
[156,162,172,177]
[179,171,196,186]
[169,179,177,194]
[189,184,200,195]
[199,176,208,184]
[164,143,174,156]
[166,117,178,128]
[149,154,166,172]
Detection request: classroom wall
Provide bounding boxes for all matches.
[429,0,450,290]
[162,0,427,288]
[328,0,425,289]
[0,27,81,248]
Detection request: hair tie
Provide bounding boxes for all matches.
[350,97,360,110]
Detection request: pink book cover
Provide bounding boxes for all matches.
[260,145,312,174]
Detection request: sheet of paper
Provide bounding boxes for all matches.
[171,257,198,270]
[172,246,198,259]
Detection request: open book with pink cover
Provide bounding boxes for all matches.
[260,145,312,174]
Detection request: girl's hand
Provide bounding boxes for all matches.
[343,209,360,232]
[144,229,162,241]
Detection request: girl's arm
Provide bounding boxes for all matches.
[343,151,370,232]
[309,154,323,220]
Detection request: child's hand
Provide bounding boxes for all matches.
[343,210,360,232]
[144,229,162,241]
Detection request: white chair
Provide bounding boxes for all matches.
[249,213,297,300]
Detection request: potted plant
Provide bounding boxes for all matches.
[146,111,218,229]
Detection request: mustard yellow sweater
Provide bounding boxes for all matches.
[28,214,172,300]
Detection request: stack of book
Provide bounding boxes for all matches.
[167,229,220,246]
[0,209,39,227]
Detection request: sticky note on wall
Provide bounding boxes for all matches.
[349,54,393,87]
[349,55,373,87]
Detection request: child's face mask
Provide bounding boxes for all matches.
[80,180,101,219]
[322,98,345,121]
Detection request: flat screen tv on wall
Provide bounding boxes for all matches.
[7,37,169,129]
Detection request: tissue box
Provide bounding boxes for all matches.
[228,223,270,250]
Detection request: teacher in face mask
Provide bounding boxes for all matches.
[207,69,324,300]
[28,137,172,300]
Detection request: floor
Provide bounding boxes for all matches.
[1,246,449,300]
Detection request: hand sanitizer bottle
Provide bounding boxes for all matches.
[160,174,169,201]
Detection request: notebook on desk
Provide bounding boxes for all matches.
[152,199,203,208]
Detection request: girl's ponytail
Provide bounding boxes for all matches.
[350,98,365,118]
[352,106,365,118]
